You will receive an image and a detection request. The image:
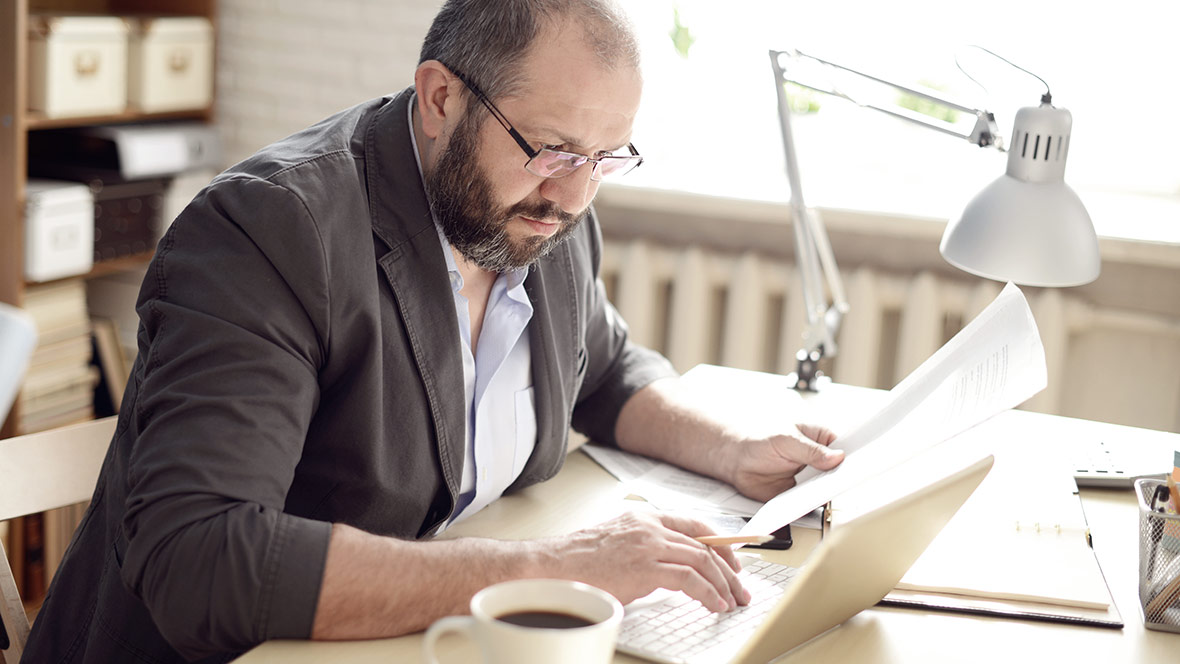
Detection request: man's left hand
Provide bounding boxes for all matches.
[722,424,843,502]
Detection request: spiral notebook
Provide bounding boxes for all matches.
[879,478,1122,627]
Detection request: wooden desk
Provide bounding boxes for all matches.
[236,392,1180,663]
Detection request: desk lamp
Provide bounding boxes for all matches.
[769,48,1100,391]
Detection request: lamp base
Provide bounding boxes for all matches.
[786,371,832,393]
[787,348,829,392]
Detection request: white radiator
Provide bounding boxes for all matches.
[601,238,1180,422]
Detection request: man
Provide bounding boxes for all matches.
[25,1,843,661]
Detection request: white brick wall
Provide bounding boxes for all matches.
[216,0,445,166]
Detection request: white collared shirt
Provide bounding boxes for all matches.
[406,96,537,528]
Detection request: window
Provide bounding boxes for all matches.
[625,2,1180,242]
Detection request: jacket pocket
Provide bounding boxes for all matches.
[86,543,186,664]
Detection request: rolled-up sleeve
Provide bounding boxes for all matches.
[120,174,334,658]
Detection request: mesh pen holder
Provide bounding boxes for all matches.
[1136,478,1180,632]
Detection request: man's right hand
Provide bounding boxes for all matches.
[529,511,752,612]
[311,511,751,641]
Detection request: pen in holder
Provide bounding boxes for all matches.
[1135,478,1180,631]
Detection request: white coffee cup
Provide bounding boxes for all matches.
[422,578,624,664]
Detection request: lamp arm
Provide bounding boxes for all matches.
[770,50,848,391]
[777,49,1004,150]
[799,49,980,112]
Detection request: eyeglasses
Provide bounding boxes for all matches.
[447,66,643,182]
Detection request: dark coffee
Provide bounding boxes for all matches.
[495,610,596,629]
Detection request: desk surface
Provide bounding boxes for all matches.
[236,387,1180,663]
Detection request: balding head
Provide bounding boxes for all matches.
[419,0,640,110]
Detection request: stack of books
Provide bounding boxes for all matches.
[7,278,98,606]
[17,278,97,434]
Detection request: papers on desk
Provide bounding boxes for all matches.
[583,443,832,534]
[582,443,826,531]
[740,282,1048,537]
[581,443,762,517]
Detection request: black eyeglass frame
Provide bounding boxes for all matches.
[445,65,643,181]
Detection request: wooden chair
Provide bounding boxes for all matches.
[0,416,116,662]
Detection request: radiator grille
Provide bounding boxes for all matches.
[599,238,1180,421]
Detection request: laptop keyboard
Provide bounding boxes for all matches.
[617,558,799,664]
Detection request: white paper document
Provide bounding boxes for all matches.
[582,444,764,516]
[740,282,1047,536]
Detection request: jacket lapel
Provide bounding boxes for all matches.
[515,246,578,488]
[364,90,466,504]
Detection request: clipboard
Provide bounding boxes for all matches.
[878,590,1123,628]
[879,577,1123,628]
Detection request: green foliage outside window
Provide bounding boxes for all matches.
[668,6,695,58]
[785,83,822,114]
[896,80,960,123]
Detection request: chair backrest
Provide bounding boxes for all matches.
[0,416,116,661]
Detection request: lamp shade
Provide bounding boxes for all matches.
[940,102,1100,287]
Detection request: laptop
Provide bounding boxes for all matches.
[616,455,994,664]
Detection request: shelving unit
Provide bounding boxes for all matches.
[0,0,216,438]
[0,0,217,614]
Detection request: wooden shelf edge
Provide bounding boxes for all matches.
[85,251,154,279]
[24,251,154,287]
[26,107,213,131]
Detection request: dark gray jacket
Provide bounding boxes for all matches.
[24,88,674,663]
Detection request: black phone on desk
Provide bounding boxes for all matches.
[743,522,792,550]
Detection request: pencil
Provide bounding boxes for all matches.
[1146,571,1180,617]
[696,534,774,546]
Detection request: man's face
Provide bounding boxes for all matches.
[425,108,584,272]
[426,23,643,272]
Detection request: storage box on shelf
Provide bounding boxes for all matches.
[127,16,213,113]
[24,179,94,283]
[92,175,166,262]
[27,14,129,119]
[27,172,168,268]
[27,11,215,121]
